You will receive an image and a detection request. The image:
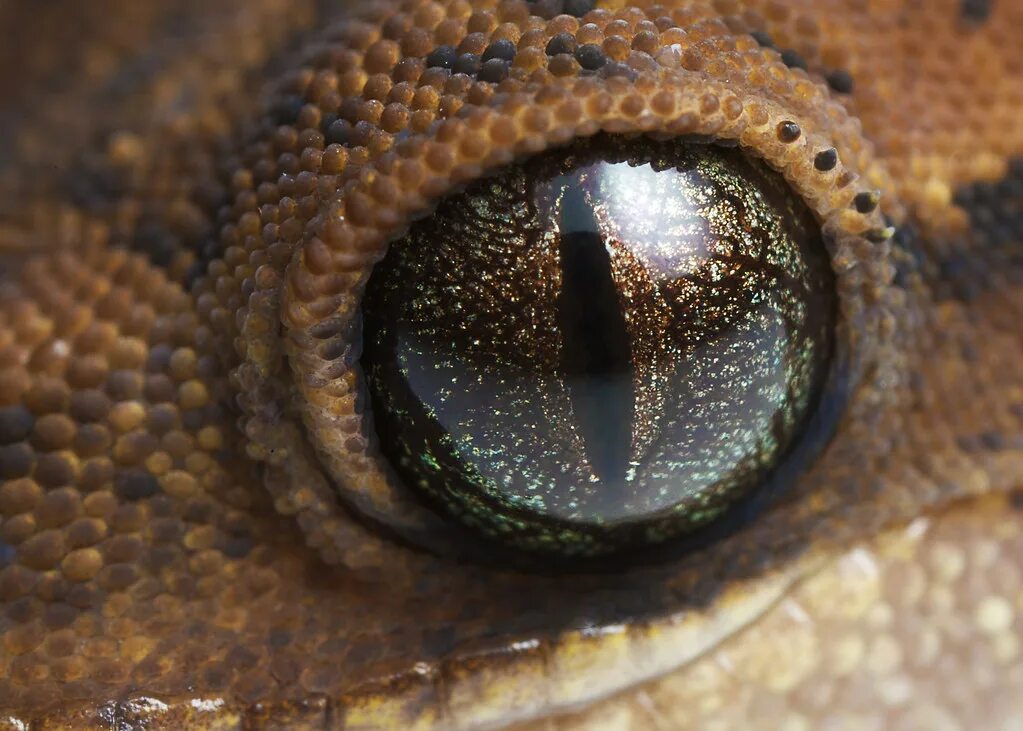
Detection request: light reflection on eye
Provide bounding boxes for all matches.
[360,135,836,556]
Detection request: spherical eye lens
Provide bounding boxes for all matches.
[362,136,835,556]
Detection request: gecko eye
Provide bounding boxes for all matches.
[361,135,836,556]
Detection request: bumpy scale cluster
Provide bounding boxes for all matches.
[0,0,1021,728]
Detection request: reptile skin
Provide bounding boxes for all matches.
[1,0,1022,728]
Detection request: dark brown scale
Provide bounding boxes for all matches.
[425,45,458,69]
[575,44,608,70]
[0,443,35,480]
[454,52,483,75]
[482,39,517,63]
[961,0,994,23]
[113,470,160,501]
[562,0,595,16]
[940,156,1023,301]
[0,406,35,444]
[546,32,577,56]
[478,58,511,82]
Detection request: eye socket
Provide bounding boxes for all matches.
[361,134,836,556]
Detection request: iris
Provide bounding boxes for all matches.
[362,136,835,555]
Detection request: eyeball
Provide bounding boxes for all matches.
[361,134,836,556]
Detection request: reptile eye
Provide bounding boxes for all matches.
[361,135,836,556]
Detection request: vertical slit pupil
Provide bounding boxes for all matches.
[556,182,635,486]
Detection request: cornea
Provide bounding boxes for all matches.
[270,67,899,564]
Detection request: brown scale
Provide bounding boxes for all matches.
[0,0,1021,729]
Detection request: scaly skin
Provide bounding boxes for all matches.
[1,0,1022,728]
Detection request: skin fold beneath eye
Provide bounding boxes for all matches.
[0,0,1022,729]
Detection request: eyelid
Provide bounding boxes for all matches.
[227,50,901,563]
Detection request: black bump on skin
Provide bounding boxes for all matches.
[454,53,482,76]
[575,44,607,71]
[826,69,855,94]
[425,45,458,69]
[478,58,510,83]
[777,121,801,143]
[960,0,994,23]
[114,469,161,501]
[854,190,881,213]
[814,148,839,171]
[781,49,808,70]
[750,30,775,48]
[482,39,517,63]
[546,32,577,57]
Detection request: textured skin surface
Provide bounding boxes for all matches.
[0,0,1022,728]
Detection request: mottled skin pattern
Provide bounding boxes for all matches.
[0,1,1022,729]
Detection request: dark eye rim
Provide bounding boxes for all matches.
[341,144,877,571]
[351,133,849,571]
[270,70,899,574]
[294,138,884,573]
